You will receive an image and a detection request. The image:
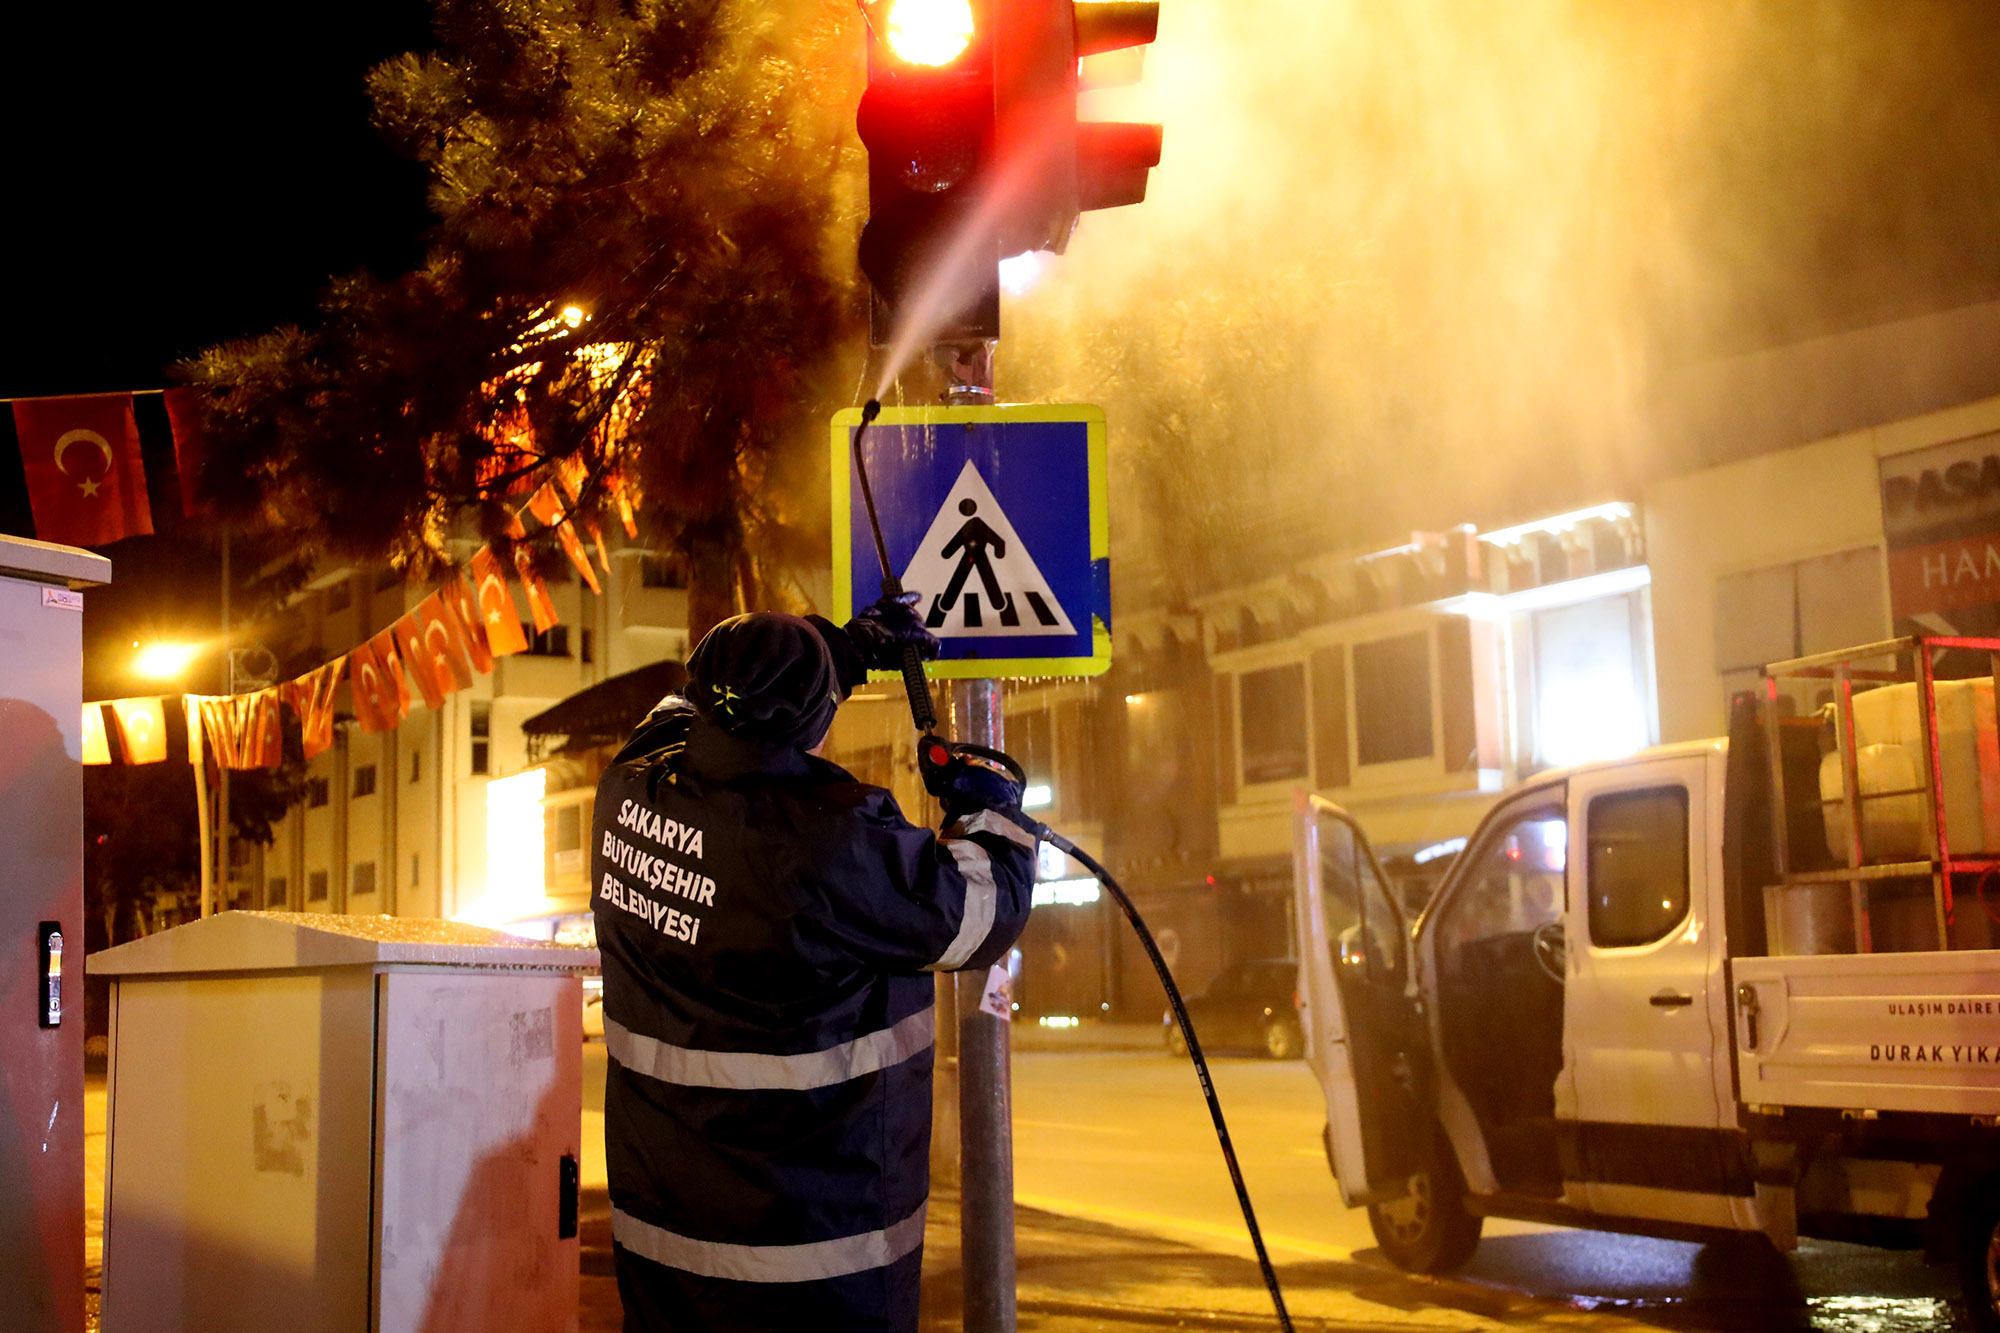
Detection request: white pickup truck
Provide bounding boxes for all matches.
[1293,636,2000,1329]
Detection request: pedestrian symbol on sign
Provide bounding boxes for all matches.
[901,462,1075,637]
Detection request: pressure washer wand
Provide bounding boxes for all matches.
[852,399,939,735]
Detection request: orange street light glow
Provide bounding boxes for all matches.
[133,641,201,681]
[884,0,974,67]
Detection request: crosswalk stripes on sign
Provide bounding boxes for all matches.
[899,462,1076,637]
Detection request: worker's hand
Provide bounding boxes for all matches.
[846,593,940,671]
[919,736,1026,815]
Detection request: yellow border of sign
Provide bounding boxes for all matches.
[831,403,1110,680]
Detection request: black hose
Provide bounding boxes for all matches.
[1037,825,1298,1333]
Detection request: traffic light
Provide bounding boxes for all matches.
[993,0,1161,259]
[857,0,1000,346]
[856,0,1163,347]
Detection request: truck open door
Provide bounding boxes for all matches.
[1292,789,1428,1205]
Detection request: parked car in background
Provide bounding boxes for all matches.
[1164,958,1303,1060]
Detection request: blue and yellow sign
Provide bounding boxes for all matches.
[831,403,1110,678]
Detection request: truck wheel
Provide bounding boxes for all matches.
[1961,1184,2000,1333]
[1366,1133,1482,1274]
[1262,1015,1302,1060]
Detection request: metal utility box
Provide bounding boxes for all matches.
[90,912,597,1333]
[0,535,110,1333]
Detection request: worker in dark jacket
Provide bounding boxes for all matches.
[593,605,1036,1333]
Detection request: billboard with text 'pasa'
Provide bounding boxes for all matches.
[1882,431,2000,631]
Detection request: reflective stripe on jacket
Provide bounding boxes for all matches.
[592,706,1035,1331]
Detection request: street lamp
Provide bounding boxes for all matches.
[132,640,202,681]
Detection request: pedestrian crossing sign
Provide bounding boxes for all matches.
[831,403,1110,678]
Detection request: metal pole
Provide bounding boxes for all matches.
[953,678,1015,1333]
[934,337,1014,1333]
[214,529,231,916]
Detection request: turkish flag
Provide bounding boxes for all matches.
[391,613,448,710]
[232,692,284,769]
[160,388,212,518]
[527,481,602,594]
[369,629,415,719]
[437,572,495,672]
[197,697,243,769]
[347,642,398,734]
[510,542,560,635]
[12,394,154,546]
[81,704,110,765]
[413,591,476,693]
[107,696,169,764]
[470,547,530,655]
[608,470,639,538]
[285,659,345,758]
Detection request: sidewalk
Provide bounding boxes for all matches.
[577,1187,1648,1333]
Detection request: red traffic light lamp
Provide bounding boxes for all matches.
[857,0,1001,347]
[994,0,1162,259]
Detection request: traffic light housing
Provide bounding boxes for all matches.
[994,0,1161,259]
[858,0,1001,347]
[856,0,1163,348]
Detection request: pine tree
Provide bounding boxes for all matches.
[180,0,867,637]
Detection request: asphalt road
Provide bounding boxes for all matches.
[581,1040,1973,1329]
[1012,1048,1973,1332]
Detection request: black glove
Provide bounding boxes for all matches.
[846,593,941,671]
[919,736,1026,815]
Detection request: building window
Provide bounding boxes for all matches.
[411,853,421,888]
[352,860,377,898]
[1239,663,1307,784]
[1586,786,1689,948]
[549,801,588,877]
[1353,633,1433,766]
[1533,597,1646,769]
[352,764,377,798]
[581,628,595,665]
[471,702,492,776]
[410,749,422,784]
[640,552,688,589]
[266,876,287,909]
[325,579,351,613]
[525,625,570,657]
[307,777,330,808]
[308,869,329,901]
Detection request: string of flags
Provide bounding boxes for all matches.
[57,390,646,769]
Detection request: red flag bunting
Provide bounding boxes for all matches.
[368,629,415,720]
[284,659,345,759]
[197,697,242,769]
[82,704,111,765]
[437,573,495,673]
[107,696,169,764]
[391,613,448,710]
[527,481,602,594]
[510,543,560,635]
[413,591,476,694]
[233,692,284,769]
[12,394,154,546]
[608,471,639,539]
[160,388,212,518]
[347,642,398,734]
[470,547,531,655]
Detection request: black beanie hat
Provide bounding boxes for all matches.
[685,612,842,749]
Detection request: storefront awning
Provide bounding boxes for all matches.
[521,659,686,761]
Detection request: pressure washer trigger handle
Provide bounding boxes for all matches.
[877,573,937,734]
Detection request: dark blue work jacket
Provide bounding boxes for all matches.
[591,703,1036,1332]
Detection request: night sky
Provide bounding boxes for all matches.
[3,3,434,687]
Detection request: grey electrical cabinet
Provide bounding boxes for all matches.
[91,911,597,1333]
[0,535,109,1333]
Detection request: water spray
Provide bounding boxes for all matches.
[847,395,1297,1333]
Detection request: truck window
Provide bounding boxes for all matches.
[1435,805,1567,965]
[1585,787,1690,948]
[1318,813,1403,980]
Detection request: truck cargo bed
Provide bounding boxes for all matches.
[1734,949,2000,1116]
